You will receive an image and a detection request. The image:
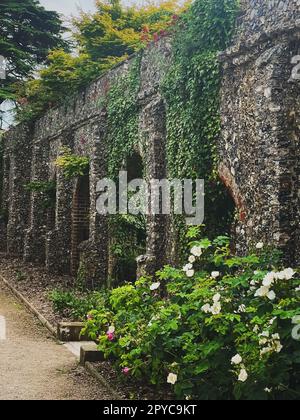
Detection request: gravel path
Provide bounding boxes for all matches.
[0,282,113,400]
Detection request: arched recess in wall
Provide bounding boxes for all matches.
[109,151,146,286]
[71,174,90,276]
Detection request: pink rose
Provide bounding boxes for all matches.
[122,367,130,375]
[107,332,115,341]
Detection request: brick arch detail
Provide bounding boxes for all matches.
[71,174,90,275]
[218,163,246,223]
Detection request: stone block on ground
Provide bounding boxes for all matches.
[80,342,104,366]
[57,322,90,342]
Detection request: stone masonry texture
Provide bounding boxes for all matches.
[219,0,300,263]
[0,1,299,287]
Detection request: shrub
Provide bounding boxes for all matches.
[82,229,300,400]
[48,289,106,321]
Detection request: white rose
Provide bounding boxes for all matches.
[211,302,221,315]
[167,373,178,385]
[191,246,202,257]
[150,282,161,291]
[274,341,283,353]
[238,369,248,383]
[282,268,295,280]
[183,263,193,272]
[231,354,243,365]
[255,286,269,297]
[189,255,196,264]
[213,293,221,303]
[263,272,275,287]
[201,304,211,314]
[256,242,264,250]
[267,290,276,301]
[211,271,220,279]
[276,271,286,280]
[186,269,195,278]
[108,325,115,333]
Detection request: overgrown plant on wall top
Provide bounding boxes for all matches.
[55,147,90,179]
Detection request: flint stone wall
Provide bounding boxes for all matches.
[220,0,300,262]
[0,39,172,287]
[0,0,299,286]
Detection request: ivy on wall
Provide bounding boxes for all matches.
[104,0,240,275]
[161,0,240,246]
[105,55,146,285]
[106,55,142,179]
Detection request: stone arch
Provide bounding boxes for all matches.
[71,174,90,276]
[109,150,147,285]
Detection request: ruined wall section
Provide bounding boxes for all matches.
[137,39,173,276]
[27,63,129,283]
[1,124,33,255]
[220,0,300,260]
[0,39,173,286]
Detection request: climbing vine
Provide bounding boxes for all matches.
[106,55,142,179]
[106,55,146,285]
[161,0,240,253]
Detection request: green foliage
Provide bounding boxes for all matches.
[107,57,141,178]
[82,230,300,400]
[0,0,67,113]
[14,50,105,122]
[24,180,56,209]
[109,214,146,285]
[73,0,187,62]
[106,56,146,285]
[48,289,107,322]
[55,147,89,179]
[15,0,185,122]
[161,0,240,248]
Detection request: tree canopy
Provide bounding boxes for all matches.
[14,0,189,123]
[0,0,67,105]
[73,0,187,62]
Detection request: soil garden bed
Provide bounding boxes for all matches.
[91,361,174,400]
[0,253,73,326]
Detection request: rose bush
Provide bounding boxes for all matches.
[82,229,300,400]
